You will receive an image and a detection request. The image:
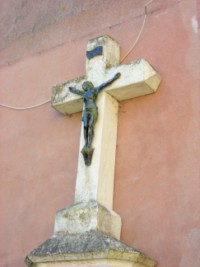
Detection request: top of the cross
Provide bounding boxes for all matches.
[52,35,162,115]
[86,35,120,53]
[86,35,120,81]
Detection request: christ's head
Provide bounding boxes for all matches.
[82,81,94,92]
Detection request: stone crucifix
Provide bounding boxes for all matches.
[25,35,162,267]
[52,35,161,210]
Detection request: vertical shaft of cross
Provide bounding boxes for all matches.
[74,36,120,209]
[75,93,119,209]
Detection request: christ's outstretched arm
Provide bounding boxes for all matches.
[69,87,84,96]
[95,72,121,94]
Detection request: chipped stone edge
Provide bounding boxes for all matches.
[25,230,156,267]
[51,75,86,115]
[26,249,156,267]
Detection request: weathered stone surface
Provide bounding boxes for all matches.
[51,35,161,211]
[25,230,156,267]
[74,92,119,209]
[54,201,121,240]
[51,58,161,115]
[34,259,146,267]
[105,59,161,101]
[52,76,86,115]
[86,35,120,83]
[25,35,160,267]
[34,260,150,267]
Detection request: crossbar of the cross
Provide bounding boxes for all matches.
[52,58,161,115]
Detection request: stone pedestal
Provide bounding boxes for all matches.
[54,201,121,240]
[25,220,156,267]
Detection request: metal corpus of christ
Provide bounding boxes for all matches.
[69,72,121,166]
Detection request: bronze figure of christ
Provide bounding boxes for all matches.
[69,72,121,166]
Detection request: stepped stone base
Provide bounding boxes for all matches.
[25,230,156,267]
[25,201,156,267]
[54,201,121,240]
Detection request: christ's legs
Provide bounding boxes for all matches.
[84,126,88,147]
[88,127,94,147]
[87,113,94,147]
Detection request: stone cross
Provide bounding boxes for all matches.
[52,35,161,211]
[25,35,161,267]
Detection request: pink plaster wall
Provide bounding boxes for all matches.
[0,1,200,267]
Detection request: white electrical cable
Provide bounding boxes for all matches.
[0,99,51,110]
[0,0,154,111]
[120,0,154,63]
